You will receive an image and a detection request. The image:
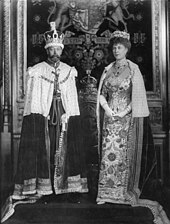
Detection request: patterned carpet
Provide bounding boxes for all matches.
[2,193,155,224]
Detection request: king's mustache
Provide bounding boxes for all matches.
[51,54,60,58]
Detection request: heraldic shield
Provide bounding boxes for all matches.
[68,0,107,34]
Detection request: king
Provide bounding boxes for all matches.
[12,21,88,201]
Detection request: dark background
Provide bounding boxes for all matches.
[27,0,153,90]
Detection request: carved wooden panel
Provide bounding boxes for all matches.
[149,106,162,131]
[154,137,166,183]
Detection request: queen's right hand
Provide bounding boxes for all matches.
[105,107,114,117]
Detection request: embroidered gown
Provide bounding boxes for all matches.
[97,65,134,204]
[96,60,170,224]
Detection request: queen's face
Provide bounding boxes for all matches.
[112,43,128,61]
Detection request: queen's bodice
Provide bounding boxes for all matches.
[102,67,132,114]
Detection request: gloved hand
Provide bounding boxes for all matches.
[102,103,114,118]
[61,113,68,131]
[105,107,114,117]
[114,110,127,118]
[61,113,68,124]
[114,104,131,118]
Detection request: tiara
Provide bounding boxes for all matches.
[44,22,65,49]
[111,30,130,40]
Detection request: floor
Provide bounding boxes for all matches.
[2,192,170,224]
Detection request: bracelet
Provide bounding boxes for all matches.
[126,105,131,114]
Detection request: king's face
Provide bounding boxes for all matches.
[47,46,63,62]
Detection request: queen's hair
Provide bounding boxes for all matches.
[108,37,131,53]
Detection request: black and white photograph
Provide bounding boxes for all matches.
[1,0,170,223]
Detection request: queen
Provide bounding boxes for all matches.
[96,30,170,224]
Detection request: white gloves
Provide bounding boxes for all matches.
[61,113,68,131]
[100,95,131,119]
[114,110,128,118]
[100,95,113,117]
[61,113,68,123]
[103,104,114,117]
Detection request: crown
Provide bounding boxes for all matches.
[111,30,130,40]
[44,22,65,49]
[81,74,97,88]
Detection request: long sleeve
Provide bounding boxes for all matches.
[66,67,80,117]
[23,63,54,117]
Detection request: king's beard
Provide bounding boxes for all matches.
[48,54,60,63]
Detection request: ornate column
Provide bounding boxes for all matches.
[146,0,169,184]
[1,0,12,196]
[12,0,27,176]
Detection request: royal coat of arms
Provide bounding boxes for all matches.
[48,0,107,34]
[68,0,107,34]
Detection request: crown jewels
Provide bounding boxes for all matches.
[44,22,65,49]
[111,30,130,40]
[81,75,97,87]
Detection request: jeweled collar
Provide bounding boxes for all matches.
[114,58,128,68]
